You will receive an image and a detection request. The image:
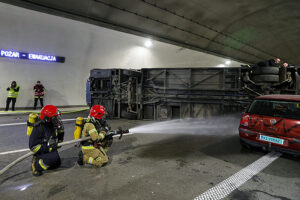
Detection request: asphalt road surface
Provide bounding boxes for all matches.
[0,111,299,200]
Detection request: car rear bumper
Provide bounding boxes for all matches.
[240,137,300,156]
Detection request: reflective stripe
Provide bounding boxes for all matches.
[96,157,102,161]
[88,157,94,164]
[39,159,48,170]
[89,129,97,134]
[99,133,105,140]
[8,93,18,98]
[81,146,95,150]
[57,129,64,133]
[31,144,41,153]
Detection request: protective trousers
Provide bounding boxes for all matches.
[34,97,44,109]
[5,97,16,111]
[33,151,61,172]
[82,146,108,167]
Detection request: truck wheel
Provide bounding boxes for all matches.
[253,66,279,75]
[252,75,279,83]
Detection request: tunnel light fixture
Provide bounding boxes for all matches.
[225,60,231,65]
[144,39,153,48]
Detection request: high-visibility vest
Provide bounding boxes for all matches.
[8,86,19,98]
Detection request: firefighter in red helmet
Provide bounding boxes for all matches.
[77,105,111,167]
[29,105,64,176]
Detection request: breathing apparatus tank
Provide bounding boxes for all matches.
[27,113,38,136]
[74,117,84,139]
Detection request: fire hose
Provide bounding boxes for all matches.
[0,137,91,176]
[0,129,130,176]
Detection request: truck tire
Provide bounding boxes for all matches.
[252,75,279,83]
[253,66,279,75]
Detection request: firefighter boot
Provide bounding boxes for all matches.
[77,151,84,166]
[31,156,42,176]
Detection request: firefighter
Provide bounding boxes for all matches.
[5,81,20,111]
[33,80,45,109]
[77,105,111,167]
[29,105,64,176]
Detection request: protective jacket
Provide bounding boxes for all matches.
[29,121,64,154]
[81,118,109,146]
[33,84,45,98]
[7,85,20,98]
[80,118,110,166]
[29,121,64,172]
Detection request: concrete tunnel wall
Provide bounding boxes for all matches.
[0,3,243,108]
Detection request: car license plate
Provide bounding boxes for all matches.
[259,135,284,145]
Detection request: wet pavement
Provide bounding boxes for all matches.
[0,111,299,200]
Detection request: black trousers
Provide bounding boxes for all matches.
[5,97,16,111]
[34,151,61,172]
[34,97,44,109]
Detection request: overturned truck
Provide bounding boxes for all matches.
[87,66,299,120]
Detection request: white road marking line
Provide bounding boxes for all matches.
[194,152,281,200]
[0,122,26,127]
[0,132,134,156]
[0,118,76,127]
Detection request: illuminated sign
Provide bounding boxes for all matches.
[0,49,65,63]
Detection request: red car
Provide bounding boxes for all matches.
[239,95,300,156]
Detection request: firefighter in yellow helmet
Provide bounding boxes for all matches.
[77,105,111,167]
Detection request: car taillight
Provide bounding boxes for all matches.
[240,113,250,127]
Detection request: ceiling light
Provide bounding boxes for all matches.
[144,40,152,48]
[217,64,225,67]
[225,60,231,65]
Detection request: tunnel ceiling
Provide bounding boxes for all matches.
[2,0,300,65]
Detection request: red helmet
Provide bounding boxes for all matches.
[40,105,61,122]
[89,105,107,120]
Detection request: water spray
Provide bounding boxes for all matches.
[129,115,240,136]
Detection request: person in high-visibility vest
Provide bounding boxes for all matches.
[33,81,45,109]
[5,81,20,111]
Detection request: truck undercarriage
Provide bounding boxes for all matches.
[88,66,299,120]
